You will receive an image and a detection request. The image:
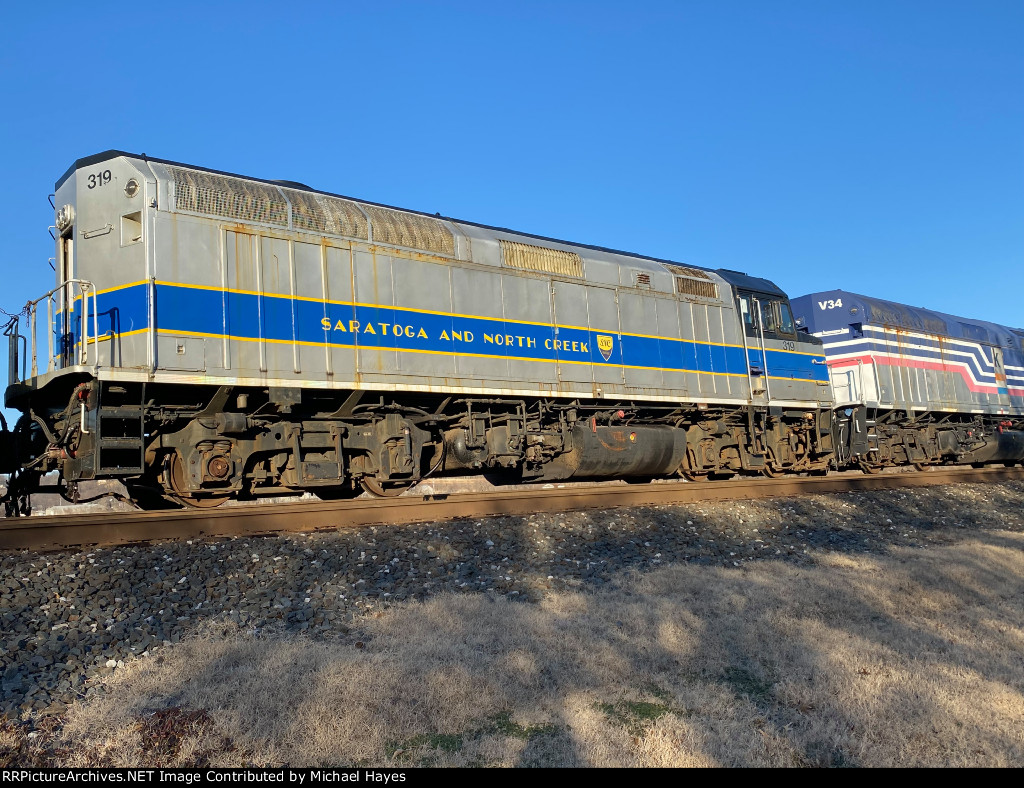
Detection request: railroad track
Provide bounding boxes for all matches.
[2,466,1022,552]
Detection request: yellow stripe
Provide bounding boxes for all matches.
[85,280,828,361]
[91,326,823,384]
[85,328,149,345]
[154,329,811,380]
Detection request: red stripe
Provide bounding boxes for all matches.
[826,353,1013,396]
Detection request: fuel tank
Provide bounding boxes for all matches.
[542,424,687,480]
[960,429,1024,465]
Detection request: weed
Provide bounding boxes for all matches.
[387,712,556,765]
[721,667,774,703]
[598,699,675,735]
[486,712,557,740]
[387,732,463,758]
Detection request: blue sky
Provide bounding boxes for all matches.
[0,0,1021,392]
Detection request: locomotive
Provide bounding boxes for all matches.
[0,151,1019,514]
[792,291,1024,472]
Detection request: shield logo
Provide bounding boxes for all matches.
[597,334,615,362]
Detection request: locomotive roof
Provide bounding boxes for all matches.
[793,289,1022,349]
[57,150,786,299]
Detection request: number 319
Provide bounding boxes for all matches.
[87,170,112,189]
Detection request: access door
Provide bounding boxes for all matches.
[736,292,768,406]
[551,281,597,387]
[994,347,1011,409]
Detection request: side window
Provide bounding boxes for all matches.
[738,294,760,337]
[741,293,796,338]
[738,295,754,330]
[778,302,795,335]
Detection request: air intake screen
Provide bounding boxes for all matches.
[169,167,288,227]
[363,205,455,255]
[284,188,368,240]
[664,264,713,281]
[957,321,991,344]
[664,265,719,299]
[500,240,583,277]
[674,277,719,299]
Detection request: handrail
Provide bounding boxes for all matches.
[4,316,26,386]
[23,278,99,377]
[737,299,757,404]
[752,297,772,403]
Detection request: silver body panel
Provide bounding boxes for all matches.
[33,154,829,410]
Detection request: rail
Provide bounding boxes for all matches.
[9,279,98,383]
[1,465,1021,552]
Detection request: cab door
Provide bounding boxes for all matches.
[736,291,768,406]
[758,297,802,402]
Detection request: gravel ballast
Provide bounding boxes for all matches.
[2,479,1023,722]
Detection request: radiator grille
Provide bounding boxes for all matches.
[285,188,368,239]
[364,205,454,255]
[169,167,288,227]
[500,240,583,277]
[664,264,719,299]
[674,277,719,299]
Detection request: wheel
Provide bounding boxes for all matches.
[912,463,929,472]
[313,487,361,501]
[858,461,883,475]
[360,477,414,497]
[971,462,986,469]
[124,481,180,510]
[680,470,708,482]
[167,452,230,508]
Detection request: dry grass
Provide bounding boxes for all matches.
[50,531,1024,767]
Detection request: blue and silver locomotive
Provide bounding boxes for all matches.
[0,151,834,510]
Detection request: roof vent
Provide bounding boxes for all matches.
[500,240,583,277]
[364,204,454,256]
[169,167,288,227]
[664,264,719,300]
[283,187,368,240]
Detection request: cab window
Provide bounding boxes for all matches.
[738,295,755,332]
[778,302,795,335]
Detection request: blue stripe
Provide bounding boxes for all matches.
[826,335,999,385]
[859,326,1006,378]
[84,283,830,382]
